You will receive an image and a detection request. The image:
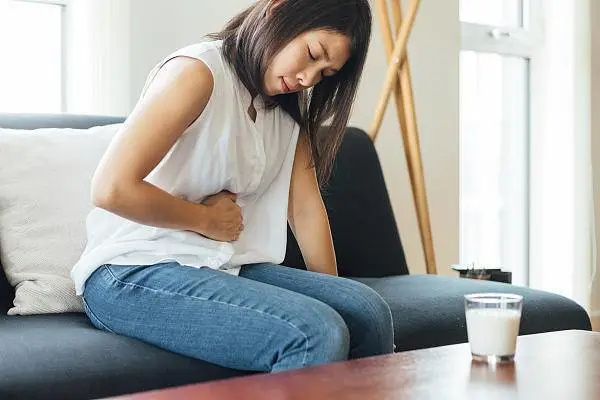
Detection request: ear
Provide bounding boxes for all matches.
[266,0,285,18]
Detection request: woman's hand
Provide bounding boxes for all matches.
[199,191,244,242]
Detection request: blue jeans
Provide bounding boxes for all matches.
[82,262,394,372]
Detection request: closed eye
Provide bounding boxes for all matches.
[308,46,325,79]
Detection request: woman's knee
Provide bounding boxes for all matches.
[344,282,394,343]
[316,315,350,362]
[301,302,350,364]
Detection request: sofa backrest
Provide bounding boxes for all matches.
[283,127,409,278]
[0,114,409,313]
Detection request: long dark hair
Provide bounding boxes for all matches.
[208,0,372,187]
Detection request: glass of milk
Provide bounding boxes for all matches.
[464,293,523,363]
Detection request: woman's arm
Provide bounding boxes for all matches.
[91,57,242,242]
[287,134,338,276]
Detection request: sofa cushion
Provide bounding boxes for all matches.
[0,314,249,400]
[0,278,591,400]
[0,114,125,315]
[354,275,592,352]
[0,263,13,315]
[0,124,120,315]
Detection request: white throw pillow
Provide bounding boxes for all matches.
[0,124,121,315]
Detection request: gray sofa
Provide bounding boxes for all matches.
[0,114,591,400]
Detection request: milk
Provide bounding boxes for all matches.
[465,308,521,356]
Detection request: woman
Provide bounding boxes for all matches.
[72,0,394,373]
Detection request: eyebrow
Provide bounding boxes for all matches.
[319,41,338,74]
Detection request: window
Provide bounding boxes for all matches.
[459,0,540,285]
[460,0,529,29]
[0,0,66,113]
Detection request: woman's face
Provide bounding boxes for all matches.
[264,29,351,96]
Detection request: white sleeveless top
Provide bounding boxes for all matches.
[71,40,300,295]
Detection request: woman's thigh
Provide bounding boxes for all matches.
[82,263,349,372]
[239,263,394,357]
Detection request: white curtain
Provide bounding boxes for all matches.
[65,0,131,116]
[529,0,596,313]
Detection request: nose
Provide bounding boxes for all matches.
[298,67,322,89]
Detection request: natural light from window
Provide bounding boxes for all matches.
[460,0,526,29]
[459,0,531,285]
[0,0,63,113]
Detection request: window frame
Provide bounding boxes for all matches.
[459,0,544,286]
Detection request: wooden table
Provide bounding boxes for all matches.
[111,330,600,400]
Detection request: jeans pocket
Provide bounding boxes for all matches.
[104,264,154,281]
[82,297,117,334]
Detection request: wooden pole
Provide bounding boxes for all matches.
[369,0,419,137]
[371,0,437,275]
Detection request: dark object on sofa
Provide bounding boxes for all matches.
[0,114,591,400]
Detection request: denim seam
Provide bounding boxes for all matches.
[104,265,308,368]
[82,296,117,334]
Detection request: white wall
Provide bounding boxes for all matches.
[129,0,255,108]
[127,0,460,275]
[66,0,131,115]
[590,0,600,315]
[351,0,460,275]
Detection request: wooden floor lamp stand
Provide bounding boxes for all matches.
[370,0,437,275]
